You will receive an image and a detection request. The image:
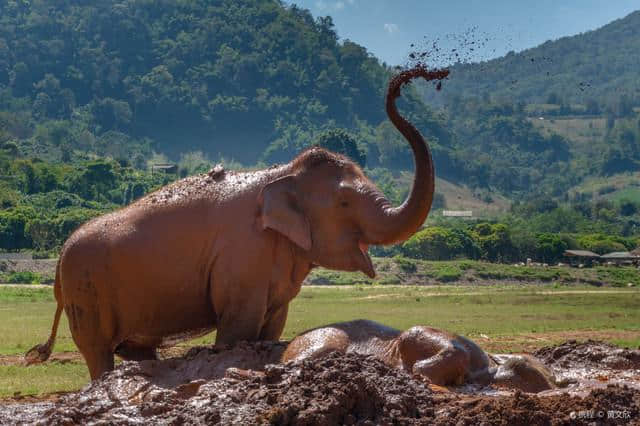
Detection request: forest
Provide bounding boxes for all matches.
[1,0,640,262]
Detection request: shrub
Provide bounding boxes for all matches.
[393,255,417,273]
[32,250,53,259]
[3,271,42,284]
[402,227,479,260]
[435,266,462,282]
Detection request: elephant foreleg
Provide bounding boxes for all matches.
[214,289,268,346]
[259,304,289,341]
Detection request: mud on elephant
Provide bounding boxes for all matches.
[283,320,562,393]
[25,66,449,380]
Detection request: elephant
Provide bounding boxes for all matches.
[25,66,449,380]
[282,320,560,393]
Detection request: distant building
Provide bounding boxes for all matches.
[151,163,178,174]
[442,210,473,217]
[563,250,600,267]
[601,251,639,266]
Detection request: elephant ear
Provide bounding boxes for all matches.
[259,175,312,251]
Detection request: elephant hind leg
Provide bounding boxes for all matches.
[115,342,157,361]
[65,300,115,380]
[79,343,114,381]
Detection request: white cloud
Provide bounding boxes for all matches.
[315,0,351,11]
[383,23,398,34]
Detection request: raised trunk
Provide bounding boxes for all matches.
[367,67,449,245]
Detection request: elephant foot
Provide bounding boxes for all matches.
[115,342,157,361]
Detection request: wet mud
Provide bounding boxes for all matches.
[2,341,639,425]
[535,340,640,371]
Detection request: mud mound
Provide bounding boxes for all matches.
[441,386,640,425]
[3,341,640,425]
[6,348,435,425]
[535,340,640,370]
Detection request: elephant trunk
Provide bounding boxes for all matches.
[366,66,449,246]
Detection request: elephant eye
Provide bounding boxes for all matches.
[340,200,349,208]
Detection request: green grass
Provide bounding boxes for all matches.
[0,271,51,285]
[607,186,640,203]
[0,363,88,397]
[306,259,637,287]
[568,172,640,202]
[285,285,640,340]
[1,284,639,397]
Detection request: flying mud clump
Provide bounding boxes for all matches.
[403,27,593,95]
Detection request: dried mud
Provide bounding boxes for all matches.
[2,341,639,425]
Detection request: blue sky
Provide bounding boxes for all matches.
[285,1,639,66]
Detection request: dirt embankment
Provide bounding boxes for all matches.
[0,259,57,274]
[2,341,640,425]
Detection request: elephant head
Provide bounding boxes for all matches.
[259,67,449,278]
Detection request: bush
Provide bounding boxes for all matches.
[576,233,633,254]
[435,266,463,282]
[3,271,42,284]
[402,227,479,260]
[534,233,568,263]
[393,255,417,273]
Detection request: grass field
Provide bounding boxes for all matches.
[1,284,639,397]
[306,258,640,287]
[568,171,640,203]
[529,116,607,147]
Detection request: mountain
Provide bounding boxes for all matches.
[425,10,640,107]
[0,0,451,166]
[1,1,638,203]
[413,10,640,199]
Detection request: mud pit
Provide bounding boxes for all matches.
[2,341,639,425]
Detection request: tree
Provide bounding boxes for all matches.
[0,207,35,250]
[315,129,366,167]
[401,227,478,260]
[619,199,638,216]
[91,98,132,131]
[27,219,56,251]
[472,223,517,262]
[534,233,568,263]
[546,92,561,105]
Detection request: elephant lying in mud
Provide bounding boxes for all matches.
[282,320,559,393]
[26,66,449,380]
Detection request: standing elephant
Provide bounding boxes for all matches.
[26,66,448,380]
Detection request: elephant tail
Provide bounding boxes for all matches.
[24,260,63,365]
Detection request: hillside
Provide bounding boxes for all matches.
[0,0,452,167]
[4,1,638,201]
[412,10,640,199]
[4,1,640,259]
[426,10,640,106]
